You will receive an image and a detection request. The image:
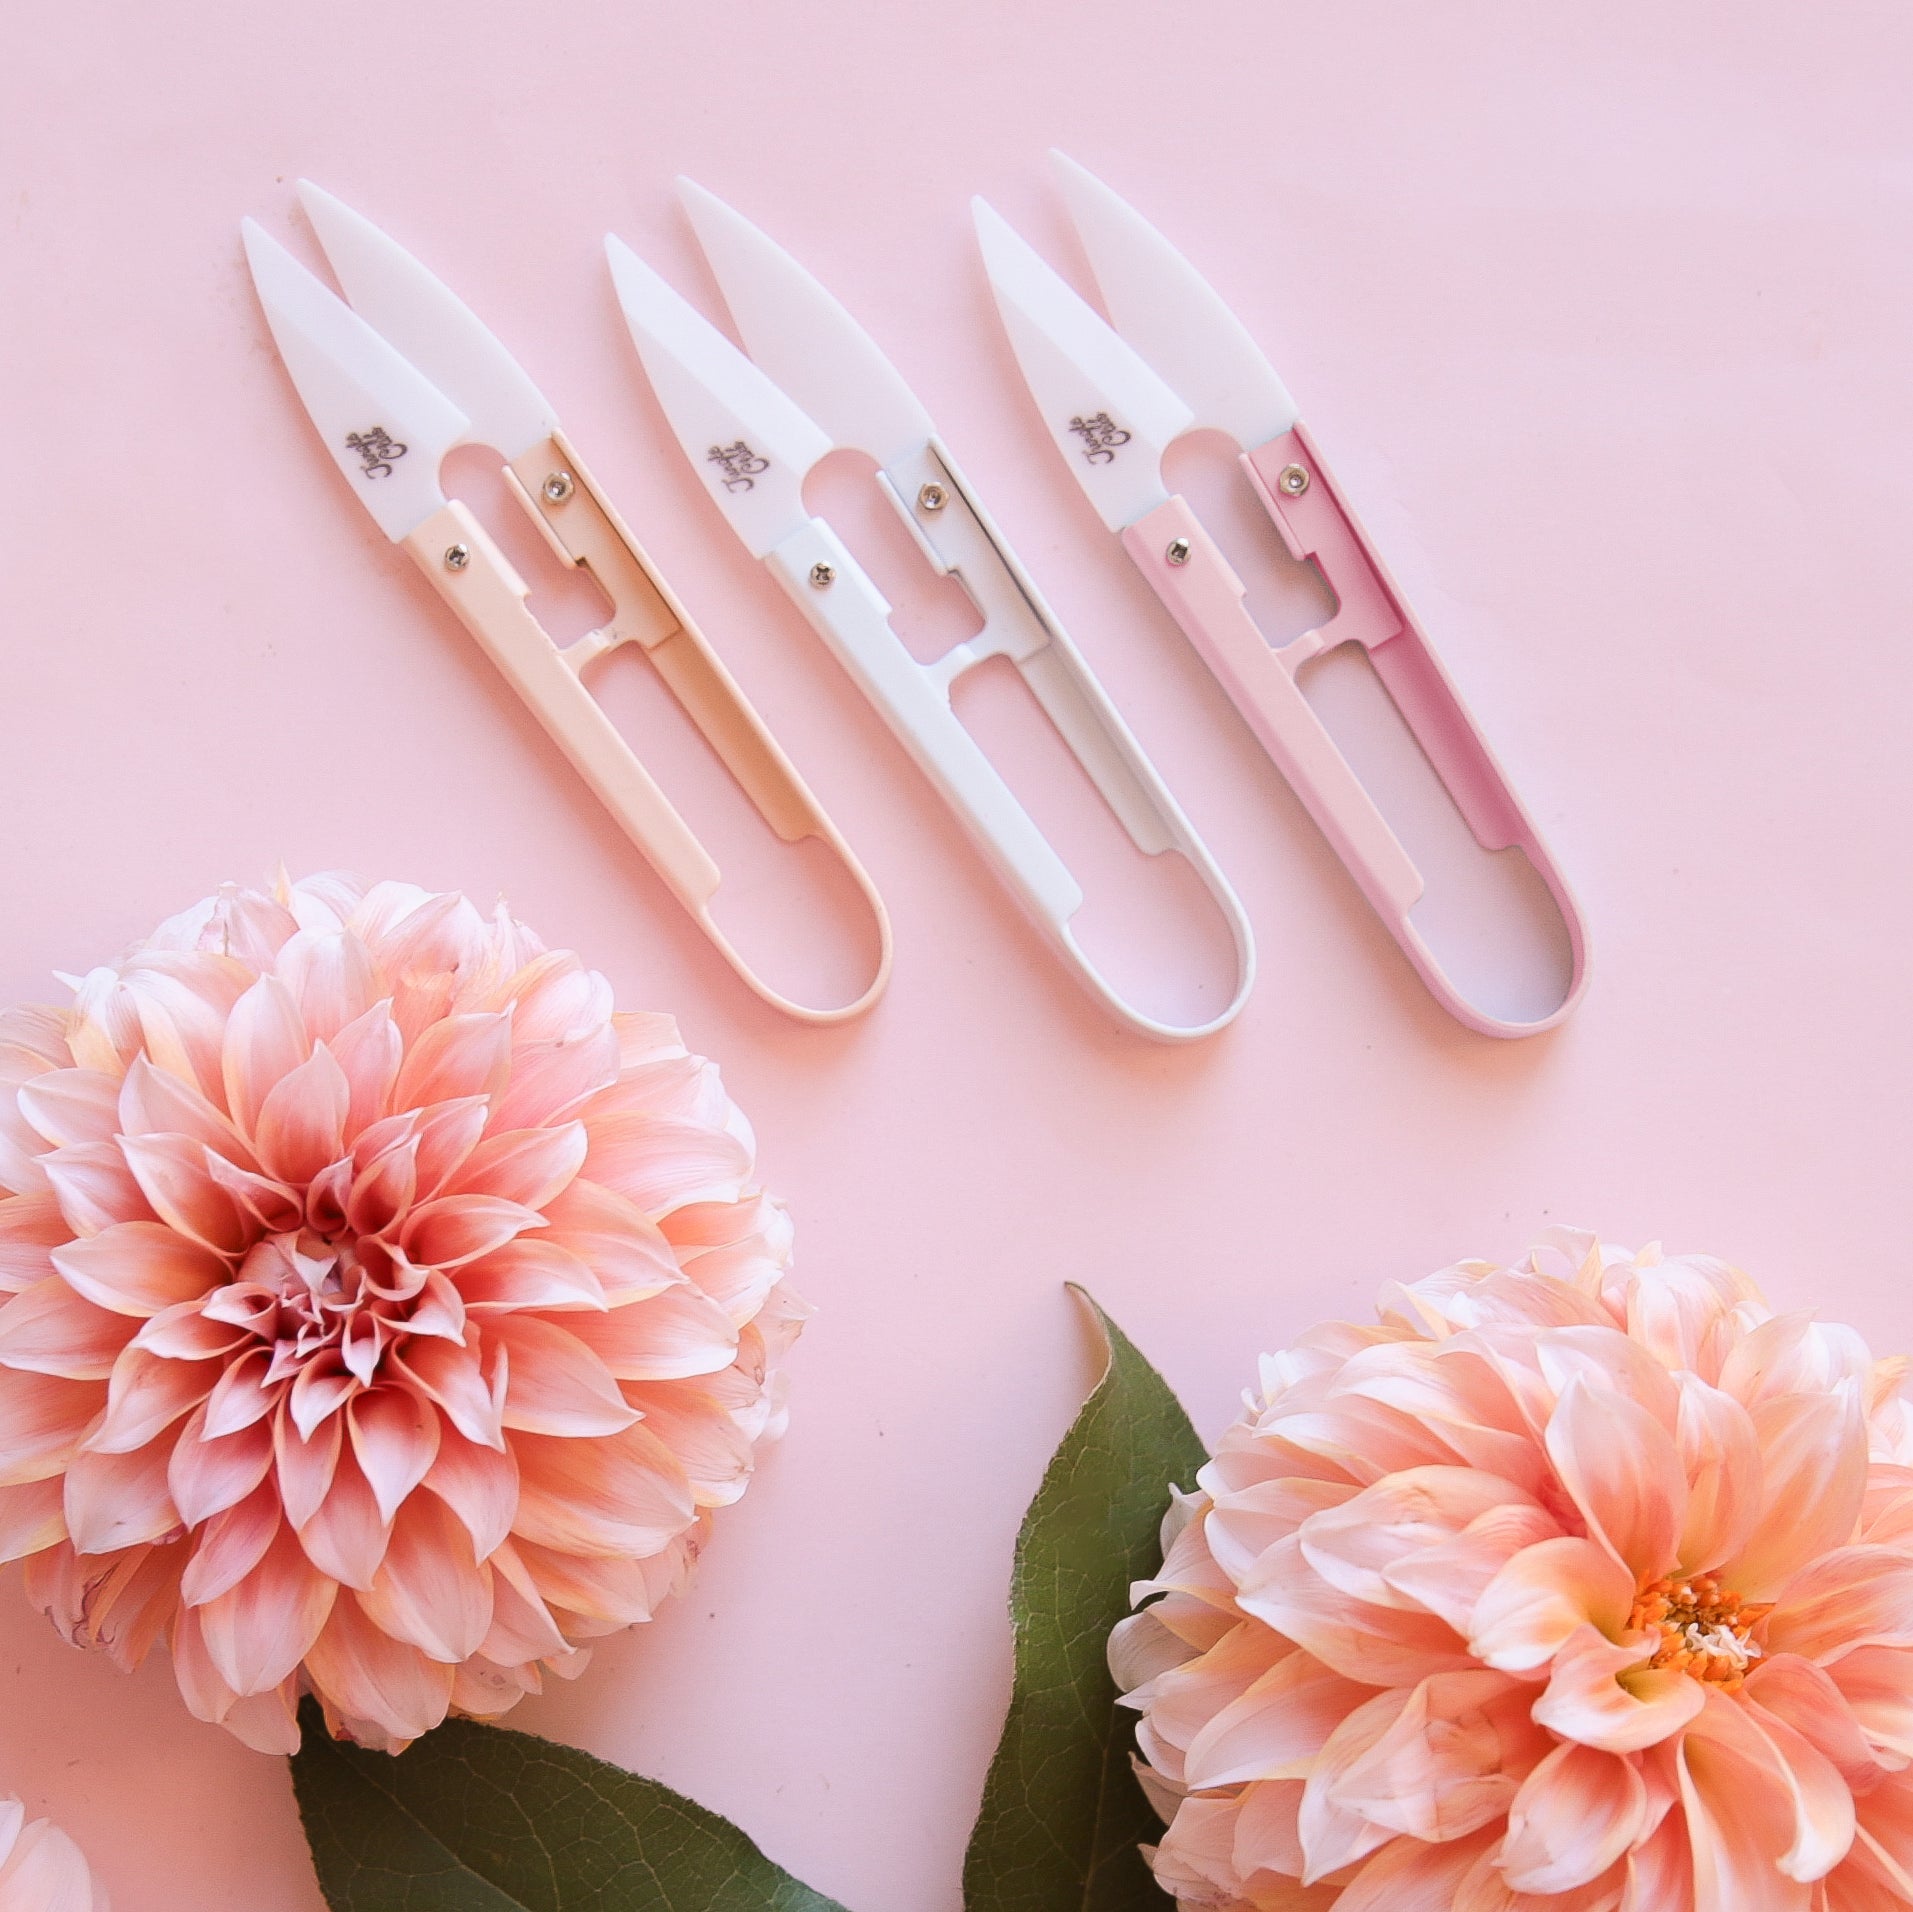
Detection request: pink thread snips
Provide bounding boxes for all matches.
[975,154,1590,1037]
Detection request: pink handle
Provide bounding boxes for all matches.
[1124,423,1589,1037]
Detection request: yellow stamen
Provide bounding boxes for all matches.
[1627,1573,1771,1690]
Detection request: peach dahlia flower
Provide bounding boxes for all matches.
[1112,1233,1913,1911]
[0,876,803,1754]
[0,1797,106,1912]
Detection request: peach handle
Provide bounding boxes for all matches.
[401,450,890,1024]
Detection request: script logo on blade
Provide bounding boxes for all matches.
[707,441,770,493]
[1067,412,1131,465]
[344,427,408,480]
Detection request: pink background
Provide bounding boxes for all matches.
[3,3,1911,1906]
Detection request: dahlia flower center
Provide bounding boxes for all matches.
[1628,1573,1769,1687]
[213,1221,424,1391]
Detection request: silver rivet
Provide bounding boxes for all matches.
[1166,537,1191,566]
[917,482,947,512]
[808,561,835,589]
[444,543,471,571]
[542,471,575,503]
[1278,463,1310,497]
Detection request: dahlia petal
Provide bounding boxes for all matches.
[1680,1689,1836,1909]
[618,1381,756,1508]
[1545,1373,1685,1581]
[275,929,381,1043]
[329,999,403,1142]
[479,1540,569,1663]
[196,1519,337,1694]
[0,1814,106,1912]
[542,1178,681,1302]
[50,1221,223,1317]
[118,1133,248,1254]
[1332,1669,1532,1846]
[302,1590,455,1746]
[274,1406,343,1530]
[252,1043,350,1187]
[168,1402,274,1526]
[581,1114,754,1219]
[409,1097,490,1202]
[1533,1623,1704,1754]
[459,1239,606,1314]
[296,1445,390,1590]
[510,1538,670,1628]
[217,1679,303,1756]
[221,974,309,1136]
[1501,1742,1648,1892]
[1298,1467,1542,1612]
[1237,1535,1475,1687]
[559,1282,739,1382]
[1620,1805,1693,1911]
[1297,1686,1415,1881]
[510,1422,694,1558]
[288,1356,359,1440]
[358,1490,493,1663]
[449,1122,588,1211]
[26,1535,181,1668]
[1184,1649,1377,1788]
[489,1315,639,1436]
[402,1194,546,1270]
[117,1053,251,1158]
[413,1423,516,1562]
[1765,1548,1913,1665]
[402,1273,467,1347]
[1827,1646,1913,1761]
[63,1439,180,1554]
[201,1348,279,1438]
[1536,1322,1682,1430]
[393,1338,503,1450]
[180,1480,281,1605]
[1727,1383,1870,1602]
[347,1385,441,1524]
[14,1069,121,1150]
[1715,1687,1860,1882]
[0,1194,65,1294]
[1674,1371,1764,1575]
[0,1478,67,1562]
[486,1028,621,1132]
[0,1277,135,1379]
[345,1138,417,1239]
[676,1236,789,1329]
[133,1299,247,1361]
[393,1010,513,1112]
[41,1143,152,1236]
[86,1344,214,1452]
[0,1371,101,1485]
[1337,1827,1502,1912]
[1383,1503,1563,1635]
[1746,1655,1886,1791]
[171,1598,245,1727]
[1469,1535,1635,1672]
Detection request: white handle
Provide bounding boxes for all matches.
[767,517,1085,934]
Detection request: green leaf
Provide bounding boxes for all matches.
[962,1286,1208,1912]
[291,1699,850,1912]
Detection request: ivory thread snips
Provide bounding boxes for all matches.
[241,184,892,1024]
[975,154,1590,1038]
[602,182,1256,1044]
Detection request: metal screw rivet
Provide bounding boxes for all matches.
[444,543,471,571]
[917,482,947,512]
[542,471,575,503]
[808,561,836,589]
[1166,537,1191,566]
[1278,463,1310,497]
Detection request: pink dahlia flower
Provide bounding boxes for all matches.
[1112,1232,1913,1911]
[0,876,804,1754]
[0,1797,107,1911]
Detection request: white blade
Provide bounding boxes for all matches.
[1051,151,1299,450]
[604,234,831,560]
[297,182,557,464]
[242,219,466,542]
[971,198,1190,535]
[677,178,934,470]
